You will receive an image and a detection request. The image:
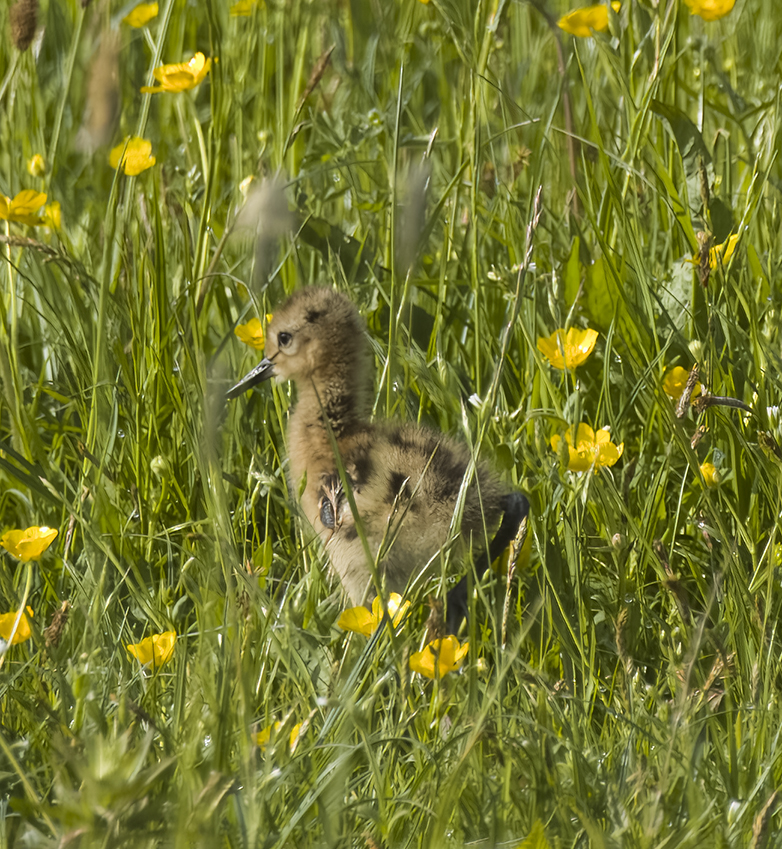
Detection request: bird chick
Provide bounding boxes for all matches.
[228,287,528,630]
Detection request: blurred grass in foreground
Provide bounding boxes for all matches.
[2,0,782,845]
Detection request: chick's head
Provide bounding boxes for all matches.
[266,287,368,385]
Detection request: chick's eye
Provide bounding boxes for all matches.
[278,331,293,348]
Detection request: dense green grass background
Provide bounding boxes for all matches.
[2,0,782,845]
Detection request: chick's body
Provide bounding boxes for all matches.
[250,287,506,605]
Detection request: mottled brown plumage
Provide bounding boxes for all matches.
[229,287,520,613]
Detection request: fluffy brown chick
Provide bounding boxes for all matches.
[228,287,527,628]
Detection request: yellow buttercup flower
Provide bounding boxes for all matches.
[126,630,176,667]
[255,721,280,748]
[230,0,257,15]
[254,720,303,751]
[0,190,46,226]
[109,137,156,176]
[338,593,410,637]
[0,608,33,645]
[410,636,469,679]
[700,462,720,487]
[0,526,58,562]
[42,202,61,229]
[123,2,158,27]
[709,233,739,269]
[27,154,45,177]
[551,424,624,473]
[537,327,598,369]
[558,2,621,37]
[141,52,212,94]
[683,0,735,20]
[234,318,266,350]
[662,366,702,402]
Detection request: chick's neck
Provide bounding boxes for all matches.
[293,348,373,440]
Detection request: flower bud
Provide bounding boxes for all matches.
[27,154,45,177]
[10,0,38,51]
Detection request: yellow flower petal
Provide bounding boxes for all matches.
[385,592,410,628]
[662,366,689,399]
[0,608,33,645]
[2,611,33,644]
[551,424,623,473]
[571,422,596,450]
[123,1,158,27]
[709,232,739,269]
[339,592,409,636]
[558,2,621,37]
[370,593,410,628]
[337,605,375,636]
[141,52,212,94]
[42,201,61,229]
[537,327,598,369]
[109,137,156,176]
[27,154,45,178]
[662,366,702,402]
[596,433,623,466]
[0,526,58,561]
[409,636,468,679]
[254,719,302,752]
[683,0,735,20]
[0,190,46,226]
[289,721,303,753]
[234,318,265,350]
[700,462,720,487]
[370,596,384,620]
[254,721,281,748]
[127,630,176,666]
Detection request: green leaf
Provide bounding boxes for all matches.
[514,819,552,849]
[709,196,734,243]
[495,443,514,470]
[564,236,582,308]
[747,242,770,303]
[651,99,711,177]
[253,536,274,588]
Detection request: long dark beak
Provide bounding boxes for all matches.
[226,357,276,400]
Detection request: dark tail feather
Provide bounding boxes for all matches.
[445,492,529,634]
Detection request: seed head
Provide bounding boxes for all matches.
[10,0,38,51]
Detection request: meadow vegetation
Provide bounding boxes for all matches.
[1,0,781,845]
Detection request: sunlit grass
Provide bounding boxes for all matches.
[1,0,782,845]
